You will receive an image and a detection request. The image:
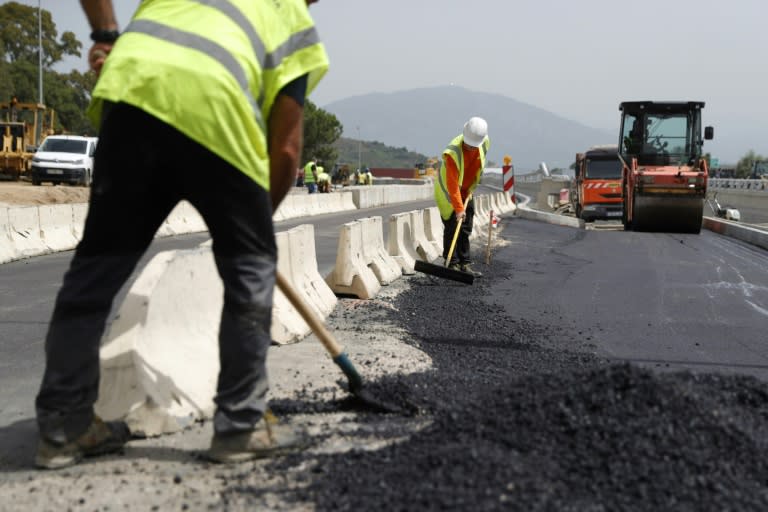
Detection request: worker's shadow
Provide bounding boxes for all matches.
[0,418,39,471]
[0,418,204,472]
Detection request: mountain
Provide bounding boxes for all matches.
[332,137,429,169]
[322,86,614,172]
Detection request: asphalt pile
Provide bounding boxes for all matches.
[264,253,768,511]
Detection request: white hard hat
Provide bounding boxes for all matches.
[463,117,488,147]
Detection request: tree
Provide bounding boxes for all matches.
[735,150,766,179]
[1,3,94,134]
[0,2,81,66]
[302,100,342,168]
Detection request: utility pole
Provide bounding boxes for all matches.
[38,0,43,105]
[356,125,361,172]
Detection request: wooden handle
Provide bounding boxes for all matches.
[275,271,343,358]
[445,193,472,267]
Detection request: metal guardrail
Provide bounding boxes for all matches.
[709,178,768,192]
[518,176,768,191]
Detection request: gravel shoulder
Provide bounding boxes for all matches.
[0,181,90,207]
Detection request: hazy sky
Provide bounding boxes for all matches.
[16,0,768,164]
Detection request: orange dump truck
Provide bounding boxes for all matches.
[619,101,713,233]
[572,144,623,221]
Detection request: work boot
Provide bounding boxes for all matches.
[447,262,462,272]
[36,416,131,470]
[460,263,483,278]
[208,417,309,464]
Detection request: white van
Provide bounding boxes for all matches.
[30,135,98,187]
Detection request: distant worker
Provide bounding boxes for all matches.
[434,116,490,278]
[34,0,329,469]
[357,168,366,185]
[365,167,373,186]
[303,157,318,193]
[317,165,331,193]
[295,166,304,188]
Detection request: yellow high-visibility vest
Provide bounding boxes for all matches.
[434,134,490,219]
[88,0,329,191]
[303,161,317,183]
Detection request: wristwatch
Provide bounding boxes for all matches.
[90,29,120,44]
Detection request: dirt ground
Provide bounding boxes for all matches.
[0,181,90,206]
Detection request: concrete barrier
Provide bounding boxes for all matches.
[273,230,313,344]
[72,203,88,241]
[409,209,440,263]
[325,221,381,299]
[423,207,443,256]
[0,207,14,264]
[350,182,432,209]
[9,206,46,259]
[95,248,221,436]
[95,222,340,435]
[164,201,207,235]
[703,216,768,251]
[360,216,402,285]
[516,205,584,229]
[387,212,418,274]
[38,204,79,252]
[284,224,337,318]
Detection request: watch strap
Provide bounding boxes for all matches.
[90,29,120,44]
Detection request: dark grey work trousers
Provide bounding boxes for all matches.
[36,103,276,444]
[441,197,475,266]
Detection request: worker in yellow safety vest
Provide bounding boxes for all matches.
[317,165,331,192]
[303,157,318,193]
[35,0,328,469]
[434,117,490,278]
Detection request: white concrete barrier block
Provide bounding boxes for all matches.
[387,212,418,274]
[273,230,312,344]
[326,221,381,299]
[9,206,47,259]
[338,191,356,211]
[360,216,401,285]
[95,248,221,436]
[0,207,14,264]
[409,209,440,263]
[38,204,79,252]
[423,207,444,256]
[164,201,207,236]
[286,224,337,318]
[72,203,88,241]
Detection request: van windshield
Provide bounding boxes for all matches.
[585,158,622,179]
[39,139,87,154]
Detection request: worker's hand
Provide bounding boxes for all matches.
[456,211,466,222]
[88,42,114,76]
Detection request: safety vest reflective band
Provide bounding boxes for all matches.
[88,0,329,191]
[434,134,490,219]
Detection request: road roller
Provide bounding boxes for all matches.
[618,101,714,234]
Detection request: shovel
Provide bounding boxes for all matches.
[414,193,474,284]
[275,271,401,413]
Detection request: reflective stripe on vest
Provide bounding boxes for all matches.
[434,135,490,219]
[126,19,263,132]
[89,0,328,190]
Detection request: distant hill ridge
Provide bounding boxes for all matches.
[323,86,614,172]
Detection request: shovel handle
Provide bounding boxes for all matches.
[275,271,343,358]
[445,193,472,267]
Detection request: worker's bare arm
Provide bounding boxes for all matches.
[80,1,119,76]
[80,0,118,31]
[268,95,304,212]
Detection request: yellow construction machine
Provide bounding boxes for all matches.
[1,98,55,180]
[414,157,439,179]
